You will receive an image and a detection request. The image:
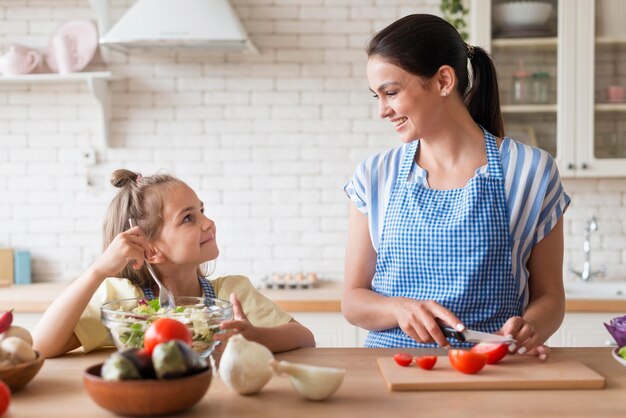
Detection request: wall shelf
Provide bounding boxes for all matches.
[595,103,626,112]
[491,37,558,49]
[502,104,558,113]
[0,71,112,150]
[596,36,626,45]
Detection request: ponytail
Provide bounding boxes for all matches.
[464,46,504,138]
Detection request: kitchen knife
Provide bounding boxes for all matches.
[436,320,516,344]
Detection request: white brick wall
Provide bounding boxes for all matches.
[1,0,625,285]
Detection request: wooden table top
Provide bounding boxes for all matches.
[8,347,626,418]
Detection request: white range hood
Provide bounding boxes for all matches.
[96,0,257,52]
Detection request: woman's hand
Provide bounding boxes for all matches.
[499,316,550,360]
[392,297,464,347]
[90,226,148,278]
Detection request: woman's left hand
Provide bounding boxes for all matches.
[499,316,550,360]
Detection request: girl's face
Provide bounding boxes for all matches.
[367,55,441,143]
[154,183,219,267]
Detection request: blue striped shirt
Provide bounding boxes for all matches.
[344,138,571,309]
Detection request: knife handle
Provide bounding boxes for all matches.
[436,319,466,342]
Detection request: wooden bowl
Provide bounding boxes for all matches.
[83,363,211,416]
[0,351,45,392]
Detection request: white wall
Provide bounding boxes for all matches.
[0,0,625,285]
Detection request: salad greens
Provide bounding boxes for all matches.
[604,314,626,358]
[113,298,220,352]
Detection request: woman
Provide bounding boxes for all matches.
[342,14,569,359]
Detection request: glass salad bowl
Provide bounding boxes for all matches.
[101,296,233,358]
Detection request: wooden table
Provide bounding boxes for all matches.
[8,348,626,417]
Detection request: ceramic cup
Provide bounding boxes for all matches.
[0,44,41,76]
[607,85,625,103]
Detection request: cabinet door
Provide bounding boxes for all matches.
[472,0,576,176]
[550,313,618,347]
[290,313,361,348]
[575,0,626,177]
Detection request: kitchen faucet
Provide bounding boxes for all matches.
[569,216,606,281]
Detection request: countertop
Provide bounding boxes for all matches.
[2,281,626,314]
[8,347,626,417]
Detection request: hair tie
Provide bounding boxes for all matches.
[466,43,475,60]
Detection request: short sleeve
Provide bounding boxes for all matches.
[74,277,143,353]
[343,159,369,214]
[533,158,571,245]
[212,275,293,327]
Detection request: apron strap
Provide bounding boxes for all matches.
[397,141,418,184]
[483,128,504,179]
[139,277,217,306]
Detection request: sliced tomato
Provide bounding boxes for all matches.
[415,355,437,370]
[393,352,413,367]
[470,343,508,364]
[448,349,487,374]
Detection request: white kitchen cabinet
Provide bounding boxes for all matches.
[470,0,626,177]
[291,313,364,347]
[547,312,619,347]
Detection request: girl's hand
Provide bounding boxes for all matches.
[392,298,464,347]
[219,294,258,341]
[91,226,149,278]
[499,316,549,359]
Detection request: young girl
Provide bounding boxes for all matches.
[33,169,315,358]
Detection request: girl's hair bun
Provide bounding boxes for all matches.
[110,169,140,188]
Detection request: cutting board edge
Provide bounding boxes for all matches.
[388,378,607,391]
[377,357,606,392]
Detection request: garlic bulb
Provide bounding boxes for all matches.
[270,360,345,401]
[0,336,36,363]
[218,334,274,395]
[0,325,33,345]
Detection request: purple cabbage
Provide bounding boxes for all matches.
[604,314,626,347]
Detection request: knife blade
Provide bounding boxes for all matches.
[436,320,516,344]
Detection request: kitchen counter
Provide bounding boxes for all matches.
[2,281,626,313]
[8,347,626,417]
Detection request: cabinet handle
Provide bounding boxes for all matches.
[567,163,575,170]
[581,163,588,170]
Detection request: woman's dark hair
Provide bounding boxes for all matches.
[367,14,503,137]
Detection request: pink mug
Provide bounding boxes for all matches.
[0,44,41,76]
[607,85,625,103]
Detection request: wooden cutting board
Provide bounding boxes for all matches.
[377,355,606,391]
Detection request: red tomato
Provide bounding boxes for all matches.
[143,318,192,355]
[0,380,10,416]
[470,343,508,364]
[448,349,487,374]
[393,352,413,367]
[415,355,437,370]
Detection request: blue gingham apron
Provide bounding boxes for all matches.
[140,277,217,306]
[365,129,522,347]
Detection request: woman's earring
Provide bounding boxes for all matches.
[441,91,448,97]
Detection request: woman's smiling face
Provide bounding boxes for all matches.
[155,182,219,266]
[367,55,439,143]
